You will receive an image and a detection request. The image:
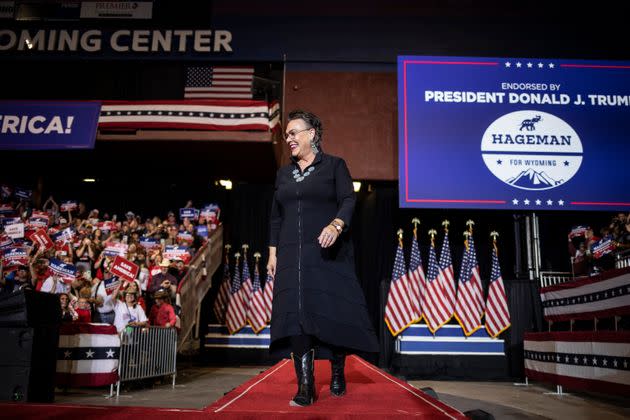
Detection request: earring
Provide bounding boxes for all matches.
[310,139,319,154]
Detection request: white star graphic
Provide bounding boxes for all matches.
[613,359,618,368]
[512,199,519,205]
[625,360,628,368]
[549,63,555,68]
[603,358,608,366]
[106,349,115,358]
[527,62,533,68]
[64,350,72,359]
[557,355,561,361]
[516,62,522,68]
[147,111,152,115]
[538,63,544,68]
[547,199,553,205]
[574,356,579,363]
[505,62,512,67]
[592,357,598,365]
[85,349,95,358]
[535,199,542,205]
[558,200,564,206]
[189,112,194,116]
[583,357,588,364]
[524,199,530,205]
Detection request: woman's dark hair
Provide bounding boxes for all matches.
[287,110,323,150]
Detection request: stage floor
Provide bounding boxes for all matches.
[11,360,630,419]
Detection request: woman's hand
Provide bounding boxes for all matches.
[318,224,339,248]
[266,254,277,278]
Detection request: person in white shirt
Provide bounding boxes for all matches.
[40,274,70,294]
[113,289,148,333]
[92,274,117,324]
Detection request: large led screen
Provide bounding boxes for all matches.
[398,56,630,211]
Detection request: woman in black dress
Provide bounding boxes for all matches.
[267,110,378,407]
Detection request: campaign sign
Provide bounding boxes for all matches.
[5,222,24,239]
[51,227,75,244]
[0,101,101,150]
[97,221,117,232]
[28,213,49,228]
[399,56,630,211]
[179,208,199,221]
[103,242,128,257]
[1,217,21,226]
[104,275,121,295]
[60,200,78,212]
[196,225,208,238]
[31,228,54,250]
[0,233,14,250]
[0,203,13,214]
[49,258,77,284]
[15,187,32,200]
[177,231,194,242]
[2,246,29,266]
[110,255,139,283]
[164,245,191,263]
[139,236,159,249]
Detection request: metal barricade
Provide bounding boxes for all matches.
[539,271,573,288]
[615,249,630,269]
[112,326,178,397]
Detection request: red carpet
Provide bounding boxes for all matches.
[1,356,466,419]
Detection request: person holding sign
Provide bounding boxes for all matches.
[266,110,378,407]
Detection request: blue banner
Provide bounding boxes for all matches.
[179,208,199,220]
[398,56,630,211]
[0,101,100,150]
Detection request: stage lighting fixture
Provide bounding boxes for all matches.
[82,178,96,183]
[219,179,233,190]
[353,181,361,192]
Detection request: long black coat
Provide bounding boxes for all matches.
[269,152,378,357]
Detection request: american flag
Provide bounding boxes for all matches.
[263,272,274,322]
[485,245,511,338]
[438,231,456,320]
[407,232,425,322]
[225,255,247,334]
[454,235,485,336]
[384,237,415,336]
[423,239,452,333]
[247,262,267,334]
[213,254,231,324]
[184,66,254,99]
[240,253,253,314]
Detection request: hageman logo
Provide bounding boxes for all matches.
[481,110,583,191]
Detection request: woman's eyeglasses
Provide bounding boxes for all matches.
[284,127,311,140]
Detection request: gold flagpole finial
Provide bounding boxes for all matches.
[234,251,241,261]
[442,220,450,232]
[411,218,420,236]
[428,229,437,245]
[397,228,404,245]
[490,231,499,253]
[466,219,475,233]
[463,231,471,250]
[242,244,249,252]
[224,244,232,251]
[253,252,261,261]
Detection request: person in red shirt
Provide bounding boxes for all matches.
[149,289,176,328]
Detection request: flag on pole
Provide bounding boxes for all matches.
[263,272,274,322]
[407,219,424,322]
[247,256,267,334]
[384,230,416,336]
[485,236,511,338]
[213,252,231,324]
[225,253,247,334]
[423,231,452,333]
[437,226,456,320]
[184,66,254,99]
[454,231,485,336]
[240,247,253,314]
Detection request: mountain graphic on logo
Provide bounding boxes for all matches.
[506,169,563,189]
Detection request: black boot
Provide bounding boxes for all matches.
[290,349,315,407]
[330,352,346,397]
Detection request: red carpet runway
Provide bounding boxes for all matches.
[1,355,466,419]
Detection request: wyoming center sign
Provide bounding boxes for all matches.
[398,56,630,211]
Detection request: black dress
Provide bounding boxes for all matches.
[269,152,378,358]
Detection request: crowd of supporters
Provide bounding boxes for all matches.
[0,191,219,334]
[568,212,630,275]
